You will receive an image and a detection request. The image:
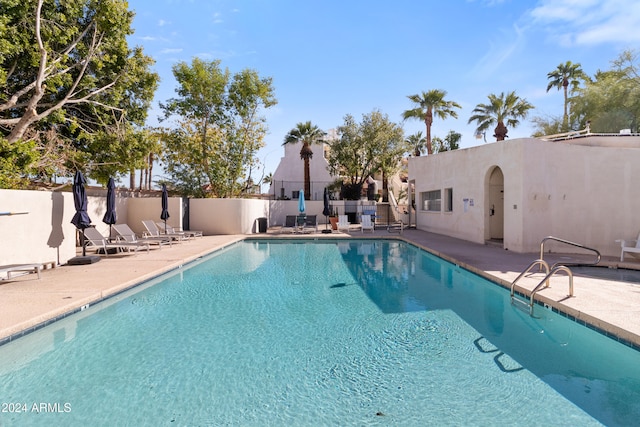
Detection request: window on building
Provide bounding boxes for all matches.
[421,190,441,211]
[292,190,300,199]
[445,188,453,212]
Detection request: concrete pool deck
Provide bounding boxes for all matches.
[1,228,640,349]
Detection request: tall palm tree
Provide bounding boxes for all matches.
[405,131,426,156]
[468,91,534,141]
[402,89,461,155]
[546,61,586,131]
[283,121,325,200]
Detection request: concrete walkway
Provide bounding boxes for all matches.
[1,228,640,348]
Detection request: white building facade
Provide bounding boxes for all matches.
[268,140,335,201]
[408,135,640,258]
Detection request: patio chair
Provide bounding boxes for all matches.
[142,220,188,242]
[301,215,318,233]
[616,231,640,261]
[0,263,42,280]
[84,227,150,255]
[157,222,203,238]
[282,215,297,233]
[361,214,374,233]
[337,215,350,232]
[113,224,172,248]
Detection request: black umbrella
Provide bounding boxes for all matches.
[71,170,92,256]
[322,187,332,233]
[160,183,170,233]
[102,177,117,239]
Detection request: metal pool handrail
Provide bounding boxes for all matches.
[539,236,601,269]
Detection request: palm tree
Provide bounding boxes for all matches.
[405,131,426,156]
[402,89,461,155]
[468,91,534,141]
[546,61,586,131]
[283,121,325,200]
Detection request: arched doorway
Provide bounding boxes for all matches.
[486,166,504,243]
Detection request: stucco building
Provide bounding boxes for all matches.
[268,138,335,201]
[408,134,640,258]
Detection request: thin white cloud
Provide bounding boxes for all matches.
[529,0,640,46]
[160,48,184,55]
[213,12,223,24]
[469,24,526,79]
[158,19,168,27]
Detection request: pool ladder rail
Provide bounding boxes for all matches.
[510,236,601,316]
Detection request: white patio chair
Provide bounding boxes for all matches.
[616,231,640,261]
[337,215,350,232]
[142,220,188,241]
[84,227,149,255]
[113,224,172,248]
[361,215,375,233]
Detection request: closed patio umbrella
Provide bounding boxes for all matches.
[322,187,331,233]
[71,170,91,256]
[69,170,99,264]
[102,177,117,239]
[298,189,305,214]
[160,183,170,233]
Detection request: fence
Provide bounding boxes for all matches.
[268,180,335,201]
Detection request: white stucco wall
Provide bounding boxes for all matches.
[127,197,183,236]
[0,189,131,266]
[409,137,640,257]
[189,198,270,235]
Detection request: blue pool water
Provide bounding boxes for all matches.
[1,239,639,426]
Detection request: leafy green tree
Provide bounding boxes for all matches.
[546,61,586,131]
[0,0,157,142]
[405,131,426,157]
[327,110,405,199]
[432,130,461,153]
[571,49,640,132]
[530,115,564,137]
[402,89,461,155]
[0,137,38,188]
[0,0,158,186]
[283,121,325,200]
[468,91,534,141]
[160,58,276,197]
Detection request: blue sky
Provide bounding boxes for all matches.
[126,0,640,179]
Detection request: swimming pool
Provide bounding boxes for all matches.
[0,239,638,425]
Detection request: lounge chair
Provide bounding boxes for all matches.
[157,222,203,238]
[337,215,350,232]
[0,264,42,280]
[113,224,172,248]
[301,215,318,233]
[84,227,149,255]
[282,215,297,233]
[142,220,188,241]
[296,215,307,233]
[361,214,374,233]
[616,231,640,261]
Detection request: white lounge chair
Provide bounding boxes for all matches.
[616,232,640,261]
[157,222,203,238]
[361,215,374,233]
[0,264,42,280]
[337,215,350,232]
[113,224,172,248]
[142,220,188,241]
[84,227,149,255]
